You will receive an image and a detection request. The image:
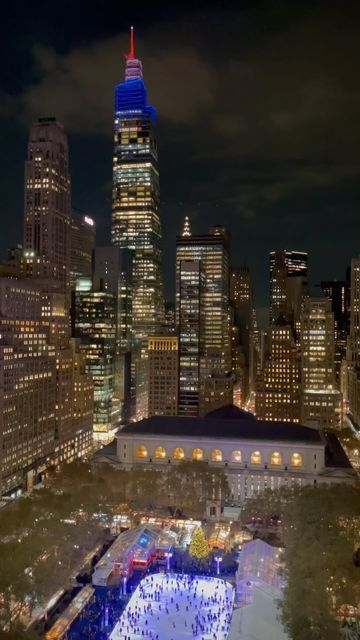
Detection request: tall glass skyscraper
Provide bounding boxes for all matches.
[111,28,164,419]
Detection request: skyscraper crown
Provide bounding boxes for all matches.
[114,26,156,121]
[125,26,143,81]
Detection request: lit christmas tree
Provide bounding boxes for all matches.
[189,527,210,559]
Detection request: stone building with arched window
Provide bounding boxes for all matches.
[116,405,356,505]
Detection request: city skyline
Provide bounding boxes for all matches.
[1,1,360,312]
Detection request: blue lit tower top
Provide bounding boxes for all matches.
[115,26,156,122]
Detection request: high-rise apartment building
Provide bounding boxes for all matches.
[70,210,95,289]
[176,221,232,416]
[111,28,164,420]
[74,277,118,443]
[301,297,342,428]
[255,318,301,422]
[148,336,179,416]
[24,118,71,295]
[269,250,308,326]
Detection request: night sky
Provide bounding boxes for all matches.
[1,0,360,320]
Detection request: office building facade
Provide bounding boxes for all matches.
[269,250,308,326]
[301,298,342,429]
[176,223,232,416]
[70,210,96,289]
[74,278,118,442]
[24,117,71,296]
[148,336,179,416]
[255,318,301,423]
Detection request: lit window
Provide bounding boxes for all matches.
[211,449,223,462]
[192,448,203,461]
[251,451,262,465]
[270,451,282,465]
[173,447,185,460]
[155,446,166,459]
[291,453,302,467]
[136,445,148,459]
[231,450,242,463]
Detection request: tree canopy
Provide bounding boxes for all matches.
[242,484,360,640]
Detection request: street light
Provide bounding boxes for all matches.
[123,576,127,595]
[164,551,173,572]
[214,555,223,575]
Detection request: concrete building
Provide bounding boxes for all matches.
[147,336,179,416]
[301,298,342,429]
[255,317,301,423]
[116,405,355,506]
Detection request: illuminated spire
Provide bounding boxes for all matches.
[182,216,191,237]
[128,25,135,60]
[125,25,143,81]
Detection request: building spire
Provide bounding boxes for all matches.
[124,25,143,81]
[128,25,135,60]
[182,215,191,237]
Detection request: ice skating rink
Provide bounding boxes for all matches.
[110,573,234,640]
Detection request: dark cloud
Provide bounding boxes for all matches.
[0,0,360,308]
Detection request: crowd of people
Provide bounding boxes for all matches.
[110,573,234,640]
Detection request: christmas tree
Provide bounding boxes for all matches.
[189,527,210,559]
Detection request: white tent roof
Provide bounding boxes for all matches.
[228,585,288,640]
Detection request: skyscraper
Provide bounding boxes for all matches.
[70,210,96,290]
[230,266,253,403]
[343,258,360,422]
[94,246,133,423]
[111,28,164,419]
[320,279,349,380]
[148,336,179,417]
[178,259,205,416]
[24,117,71,296]
[0,280,56,495]
[269,250,308,326]
[176,220,232,415]
[301,297,342,428]
[74,277,118,443]
[255,317,301,422]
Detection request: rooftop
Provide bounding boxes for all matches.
[121,407,322,444]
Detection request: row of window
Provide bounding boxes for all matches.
[135,445,303,467]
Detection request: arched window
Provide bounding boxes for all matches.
[211,449,223,462]
[155,446,166,459]
[251,451,262,465]
[192,448,203,461]
[270,451,282,466]
[136,445,148,459]
[173,447,185,460]
[291,452,302,467]
[231,450,242,463]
